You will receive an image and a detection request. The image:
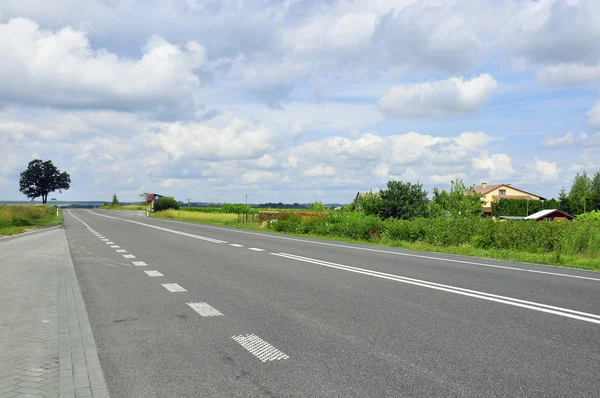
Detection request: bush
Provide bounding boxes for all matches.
[154,196,180,211]
[11,216,33,227]
[577,210,600,221]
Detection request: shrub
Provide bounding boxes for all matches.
[154,196,180,211]
[11,216,33,226]
[577,210,600,221]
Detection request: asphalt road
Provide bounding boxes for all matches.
[63,209,600,397]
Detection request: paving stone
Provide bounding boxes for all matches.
[0,229,109,398]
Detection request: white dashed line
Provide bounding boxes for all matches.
[144,270,163,277]
[132,261,147,266]
[86,210,228,244]
[123,254,136,259]
[229,244,244,247]
[97,236,105,239]
[116,249,127,253]
[232,334,289,362]
[110,245,120,248]
[101,238,109,241]
[187,302,223,317]
[105,242,114,244]
[248,248,265,252]
[272,252,600,325]
[162,283,187,292]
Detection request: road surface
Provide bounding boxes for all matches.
[63,209,600,397]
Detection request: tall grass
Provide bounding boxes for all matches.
[0,205,62,236]
[152,210,239,224]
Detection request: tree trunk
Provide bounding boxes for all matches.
[42,194,47,204]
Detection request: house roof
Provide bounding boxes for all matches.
[474,184,546,200]
[499,216,525,220]
[492,195,535,200]
[524,209,575,220]
[145,193,163,203]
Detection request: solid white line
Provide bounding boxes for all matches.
[116,249,127,253]
[123,254,136,259]
[248,248,265,252]
[174,221,600,282]
[272,252,600,325]
[110,245,120,248]
[232,334,289,362]
[229,244,244,247]
[85,210,227,244]
[162,283,187,292]
[187,302,223,317]
[144,270,163,277]
[132,261,147,266]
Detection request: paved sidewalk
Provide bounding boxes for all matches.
[0,227,109,397]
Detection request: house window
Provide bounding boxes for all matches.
[499,189,506,195]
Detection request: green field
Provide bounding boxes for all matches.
[0,205,63,236]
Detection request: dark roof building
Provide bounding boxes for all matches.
[524,209,575,221]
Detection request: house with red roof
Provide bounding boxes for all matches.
[474,183,546,216]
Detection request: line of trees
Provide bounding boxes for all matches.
[558,171,600,215]
[352,179,483,220]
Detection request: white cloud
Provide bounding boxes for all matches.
[541,132,575,148]
[303,165,336,177]
[291,121,304,139]
[472,153,514,181]
[0,18,206,111]
[528,158,561,182]
[587,101,600,130]
[378,74,497,117]
[506,0,600,85]
[147,114,280,161]
[538,64,600,85]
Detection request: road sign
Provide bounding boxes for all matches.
[51,198,57,201]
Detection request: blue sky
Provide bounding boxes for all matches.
[0,0,599,204]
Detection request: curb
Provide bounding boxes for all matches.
[0,224,63,243]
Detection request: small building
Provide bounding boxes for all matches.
[524,209,575,221]
[145,193,164,211]
[474,183,546,216]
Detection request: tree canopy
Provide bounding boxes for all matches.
[19,159,71,204]
[379,180,428,220]
[431,179,483,217]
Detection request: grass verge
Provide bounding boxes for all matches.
[0,205,63,236]
[150,210,600,272]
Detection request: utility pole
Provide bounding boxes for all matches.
[244,193,251,223]
[244,193,251,206]
[186,197,191,207]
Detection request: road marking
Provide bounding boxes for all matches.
[101,238,109,241]
[232,334,289,362]
[162,283,187,292]
[97,236,105,239]
[229,244,244,247]
[85,210,228,244]
[144,270,163,277]
[132,261,147,266]
[110,245,120,248]
[187,302,223,317]
[105,241,114,244]
[75,209,599,282]
[177,222,600,282]
[123,254,136,259]
[248,248,265,252]
[272,252,600,325]
[116,249,127,253]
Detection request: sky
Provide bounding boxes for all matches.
[0,0,599,204]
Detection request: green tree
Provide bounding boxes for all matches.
[19,159,71,204]
[431,179,483,217]
[310,201,325,212]
[590,171,600,212]
[112,193,119,206]
[379,180,428,220]
[352,190,382,216]
[154,196,180,211]
[558,186,571,213]
[569,171,592,214]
